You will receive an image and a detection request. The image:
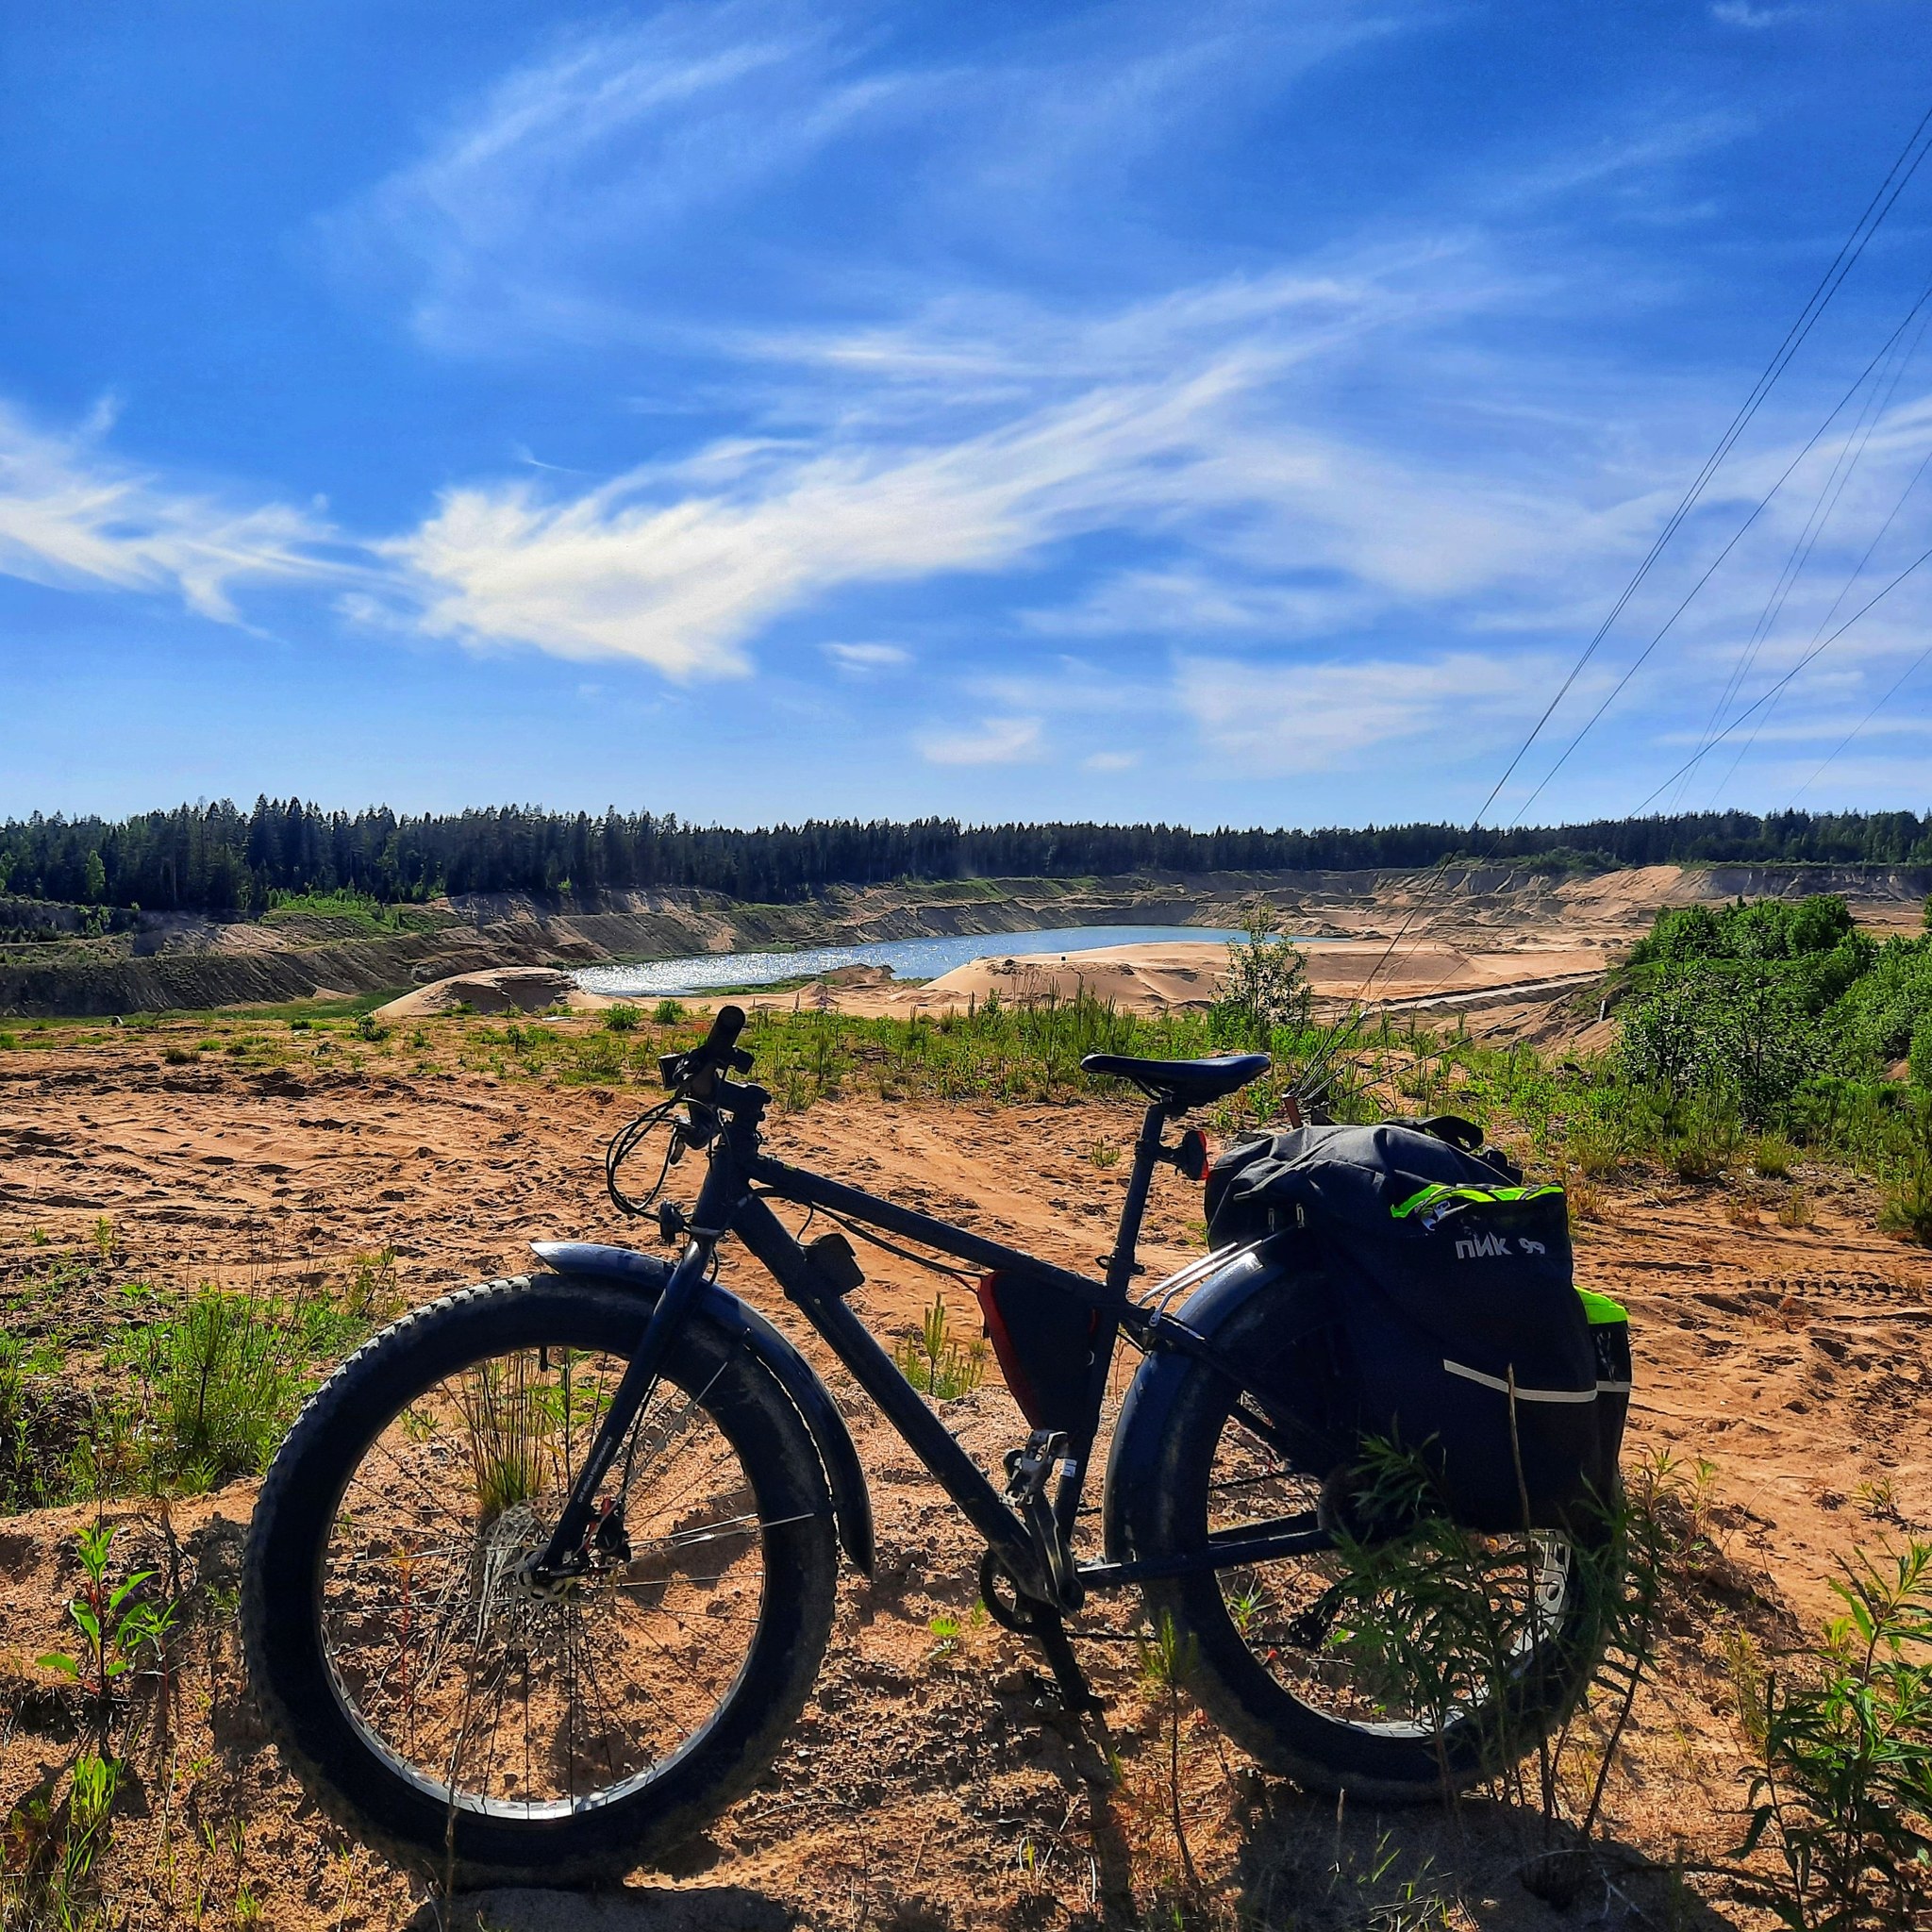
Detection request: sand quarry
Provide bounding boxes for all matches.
[370,862,1928,1031]
[0,887,1929,1928]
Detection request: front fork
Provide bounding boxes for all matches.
[525,1228,718,1583]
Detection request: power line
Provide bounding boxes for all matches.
[1291,102,1932,1103]
[1633,541,1932,810]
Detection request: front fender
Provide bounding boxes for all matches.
[530,1240,873,1575]
[1103,1237,1330,1567]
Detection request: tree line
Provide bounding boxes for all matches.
[0,799,1927,915]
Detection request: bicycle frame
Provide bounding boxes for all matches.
[531,1070,1331,1613]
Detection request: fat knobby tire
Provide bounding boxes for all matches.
[1139,1327,1614,1803]
[242,1274,840,1886]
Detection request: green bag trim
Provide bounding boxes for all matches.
[1389,1180,1565,1221]
[1576,1288,1628,1327]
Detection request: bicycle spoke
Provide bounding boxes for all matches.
[319,1340,769,1813]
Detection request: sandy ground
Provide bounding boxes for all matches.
[2,1028,1930,1928]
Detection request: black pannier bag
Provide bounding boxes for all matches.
[1211,1120,1629,1531]
[976,1271,1101,1430]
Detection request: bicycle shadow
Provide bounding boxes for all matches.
[408,1885,792,1932]
[1070,1706,1750,1930]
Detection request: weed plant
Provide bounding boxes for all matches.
[1318,1439,1697,1905]
[1736,1541,1932,1931]
[893,1293,988,1400]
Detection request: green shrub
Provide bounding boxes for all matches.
[136,1289,306,1490]
[1622,966,1835,1128]
[1752,1134,1799,1180]
[1879,1164,1932,1245]
[1911,1013,1932,1091]
[1668,1094,1745,1182]
[652,998,688,1024]
[1738,1541,1932,1932]
[1208,908,1310,1048]
[892,1293,988,1400]
[603,1004,641,1033]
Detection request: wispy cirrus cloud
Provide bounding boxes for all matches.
[824,641,910,672]
[1175,650,1554,775]
[315,5,912,355]
[375,245,1614,678]
[918,715,1041,765]
[0,402,342,623]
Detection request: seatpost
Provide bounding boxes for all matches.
[1106,1100,1172,1294]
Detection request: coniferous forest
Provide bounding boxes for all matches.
[0,799,1927,915]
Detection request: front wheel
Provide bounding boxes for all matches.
[242,1274,839,1886]
[1139,1353,1616,1802]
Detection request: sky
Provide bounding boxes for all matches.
[3,0,1932,831]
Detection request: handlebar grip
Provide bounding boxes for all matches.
[702,1004,747,1062]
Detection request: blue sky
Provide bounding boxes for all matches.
[3,1,1930,828]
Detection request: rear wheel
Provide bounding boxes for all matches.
[1141,1344,1613,1800]
[242,1275,838,1885]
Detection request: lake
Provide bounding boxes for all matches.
[573,924,1266,999]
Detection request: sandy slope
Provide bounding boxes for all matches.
[2,1032,1930,1928]
[382,938,1618,1026]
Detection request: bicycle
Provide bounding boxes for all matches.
[242,1005,1611,1885]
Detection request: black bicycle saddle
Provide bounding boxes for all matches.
[1078,1051,1271,1108]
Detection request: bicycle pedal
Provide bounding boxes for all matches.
[1004,1429,1066,1504]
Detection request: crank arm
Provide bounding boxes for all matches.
[1076,1515,1331,1588]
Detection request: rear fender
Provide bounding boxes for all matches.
[530,1240,874,1575]
[1104,1239,1331,1566]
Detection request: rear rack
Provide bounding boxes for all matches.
[1134,1243,1244,1319]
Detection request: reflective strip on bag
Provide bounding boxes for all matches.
[1441,1357,1597,1403]
[1391,1181,1565,1221]
[1576,1287,1629,1326]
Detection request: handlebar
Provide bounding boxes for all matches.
[658,1003,754,1093]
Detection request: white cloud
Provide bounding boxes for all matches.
[380,252,1573,676]
[319,7,908,354]
[1176,650,1547,775]
[918,715,1041,765]
[1083,749,1140,771]
[1711,3,1803,26]
[824,641,910,671]
[0,402,341,623]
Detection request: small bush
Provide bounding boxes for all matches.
[893,1294,988,1400]
[1567,1116,1624,1177]
[1209,908,1310,1048]
[1672,1097,1744,1182]
[354,1012,389,1042]
[1879,1164,1932,1245]
[136,1289,306,1490]
[603,1004,641,1034]
[1780,1185,1815,1230]
[1753,1134,1798,1179]
[653,998,687,1024]
[1737,1541,1932,1932]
